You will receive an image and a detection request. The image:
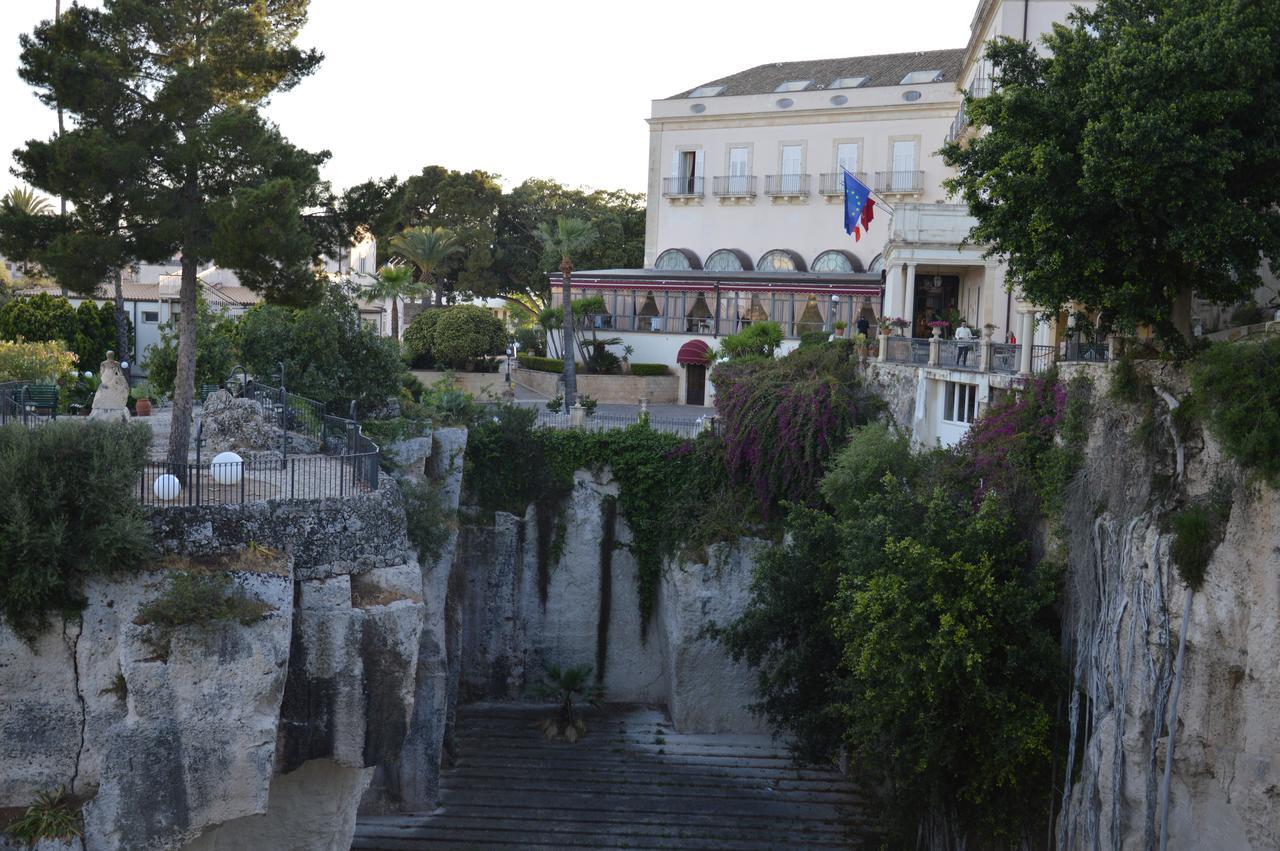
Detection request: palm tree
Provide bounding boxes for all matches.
[534,217,595,406]
[362,263,420,340]
[2,186,52,216]
[389,226,464,313]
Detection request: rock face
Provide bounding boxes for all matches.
[1,479,431,850]
[1057,363,1280,849]
[451,468,766,736]
[199,391,278,453]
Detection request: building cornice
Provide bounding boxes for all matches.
[647,101,959,133]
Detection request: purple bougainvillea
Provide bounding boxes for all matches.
[960,375,1066,505]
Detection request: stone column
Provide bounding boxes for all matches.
[884,263,903,321]
[928,332,940,366]
[1019,309,1035,376]
[877,332,890,363]
[569,403,586,428]
[903,264,918,336]
[979,325,993,372]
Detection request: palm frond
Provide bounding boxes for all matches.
[535,216,596,259]
[2,186,53,217]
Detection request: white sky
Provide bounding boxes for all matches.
[0,0,975,199]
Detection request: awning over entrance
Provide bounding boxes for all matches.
[676,339,713,365]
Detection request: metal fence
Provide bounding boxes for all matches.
[138,452,379,507]
[936,340,980,370]
[883,337,930,365]
[0,381,57,427]
[1061,341,1109,363]
[1032,344,1055,374]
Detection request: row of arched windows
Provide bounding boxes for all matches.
[654,247,884,275]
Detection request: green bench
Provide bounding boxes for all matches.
[19,384,60,419]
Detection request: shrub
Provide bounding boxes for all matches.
[1168,493,1233,591]
[238,285,405,415]
[431,304,507,369]
[398,476,453,563]
[0,421,153,638]
[718,321,782,360]
[0,293,127,369]
[1191,338,1280,483]
[401,309,441,368]
[135,571,272,660]
[513,326,545,357]
[1229,300,1264,327]
[0,337,77,381]
[629,363,669,377]
[518,353,565,373]
[546,394,564,413]
[798,330,829,349]
[4,786,81,843]
[142,299,242,396]
[579,394,598,416]
[819,422,914,515]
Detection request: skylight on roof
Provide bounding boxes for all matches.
[688,85,726,98]
[900,69,944,85]
[774,80,814,92]
[830,76,867,89]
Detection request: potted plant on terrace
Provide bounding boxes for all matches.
[889,317,911,335]
[928,319,951,338]
[131,383,154,417]
[834,320,848,339]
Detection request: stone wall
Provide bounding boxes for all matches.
[1,476,436,850]
[1056,363,1280,849]
[515,367,679,404]
[454,469,766,735]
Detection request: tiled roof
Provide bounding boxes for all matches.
[669,49,966,98]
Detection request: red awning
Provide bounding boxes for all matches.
[677,339,713,365]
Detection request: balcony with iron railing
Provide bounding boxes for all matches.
[818,172,868,196]
[764,174,811,197]
[662,176,704,198]
[712,175,757,198]
[874,171,924,194]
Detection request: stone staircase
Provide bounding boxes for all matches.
[352,703,875,850]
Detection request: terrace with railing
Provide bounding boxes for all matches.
[879,333,1107,376]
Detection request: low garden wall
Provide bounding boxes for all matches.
[514,367,678,405]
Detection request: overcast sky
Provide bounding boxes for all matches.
[0,0,975,200]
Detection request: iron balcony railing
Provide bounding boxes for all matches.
[990,343,1020,373]
[1061,341,1109,363]
[138,452,379,507]
[875,171,925,194]
[818,172,868,195]
[662,176,704,198]
[883,336,931,365]
[1032,344,1055,374]
[712,175,757,197]
[946,104,970,144]
[765,174,811,196]
[968,74,992,99]
[937,339,980,370]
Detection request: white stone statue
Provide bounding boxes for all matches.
[88,350,132,422]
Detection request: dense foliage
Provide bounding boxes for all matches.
[720,410,1068,845]
[0,338,77,382]
[401,309,441,368]
[713,341,876,517]
[0,421,153,639]
[517,353,565,374]
[238,286,405,414]
[628,363,669,377]
[718,321,782,360]
[142,300,243,397]
[1190,337,1280,484]
[943,0,1280,345]
[430,304,507,369]
[0,294,128,370]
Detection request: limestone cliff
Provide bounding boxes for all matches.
[1056,363,1280,849]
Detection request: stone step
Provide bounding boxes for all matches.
[449,755,848,783]
[445,764,863,795]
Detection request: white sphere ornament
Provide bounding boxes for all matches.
[211,452,244,485]
[153,474,182,501]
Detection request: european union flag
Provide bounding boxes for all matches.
[843,169,875,241]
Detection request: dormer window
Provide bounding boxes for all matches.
[688,85,726,98]
[774,80,814,92]
[830,76,867,89]
[900,69,944,85]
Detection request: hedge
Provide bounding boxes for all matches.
[629,363,670,377]
[518,354,567,374]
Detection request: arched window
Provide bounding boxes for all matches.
[654,248,701,271]
[705,248,753,272]
[867,253,885,274]
[811,250,863,273]
[756,249,807,273]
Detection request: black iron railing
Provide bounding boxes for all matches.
[1061,341,1109,363]
[765,174,810,196]
[990,343,1020,373]
[819,172,867,195]
[875,171,925,193]
[937,339,980,370]
[138,452,378,507]
[662,176,704,197]
[1032,344,1055,374]
[712,175,756,197]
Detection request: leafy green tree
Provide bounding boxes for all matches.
[401,309,441,368]
[5,0,329,474]
[389,226,464,313]
[535,217,595,405]
[361,264,418,341]
[238,285,404,414]
[0,293,128,370]
[943,0,1280,347]
[141,299,243,397]
[430,304,507,369]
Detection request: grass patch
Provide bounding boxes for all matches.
[1168,491,1233,591]
[135,572,273,661]
[3,787,81,844]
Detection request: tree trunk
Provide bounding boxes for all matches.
[1171,285,1194,342]
[166,252,199,479]
[113,269,130,381]
[391,298,399,340]
[561,261,576,406]
[434,279,444,309]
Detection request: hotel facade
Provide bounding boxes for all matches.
[552,0,1097,427]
